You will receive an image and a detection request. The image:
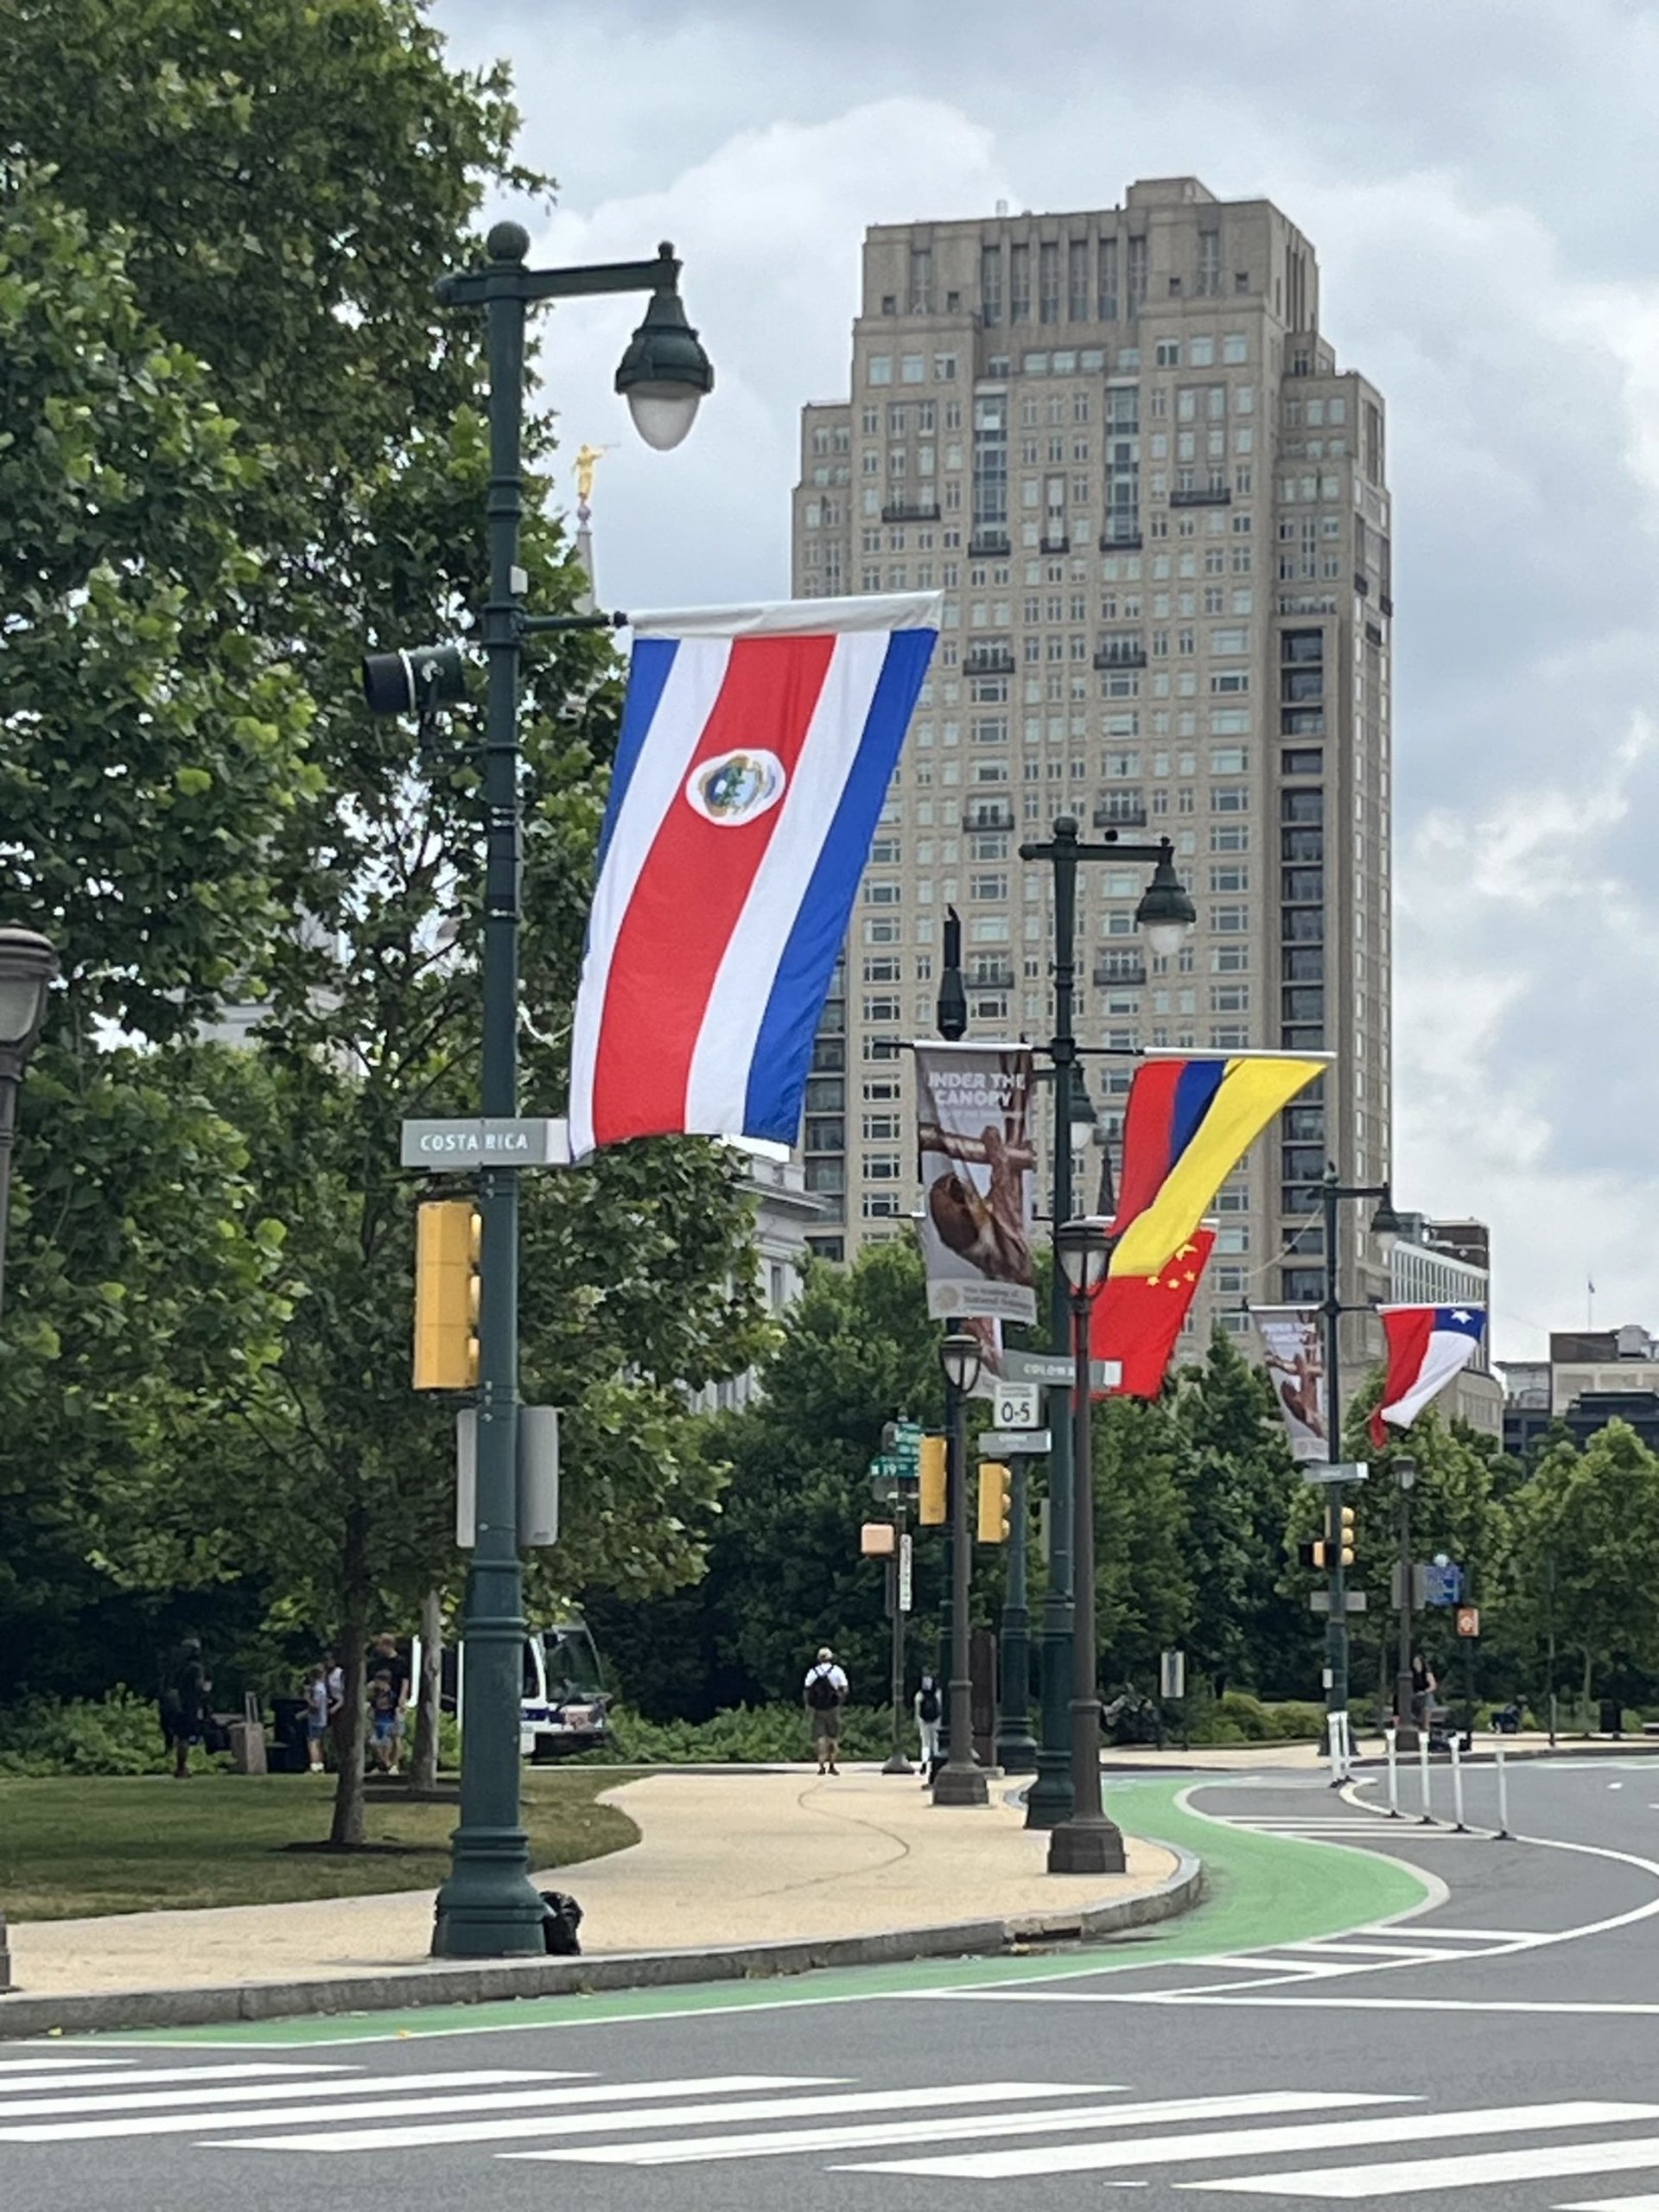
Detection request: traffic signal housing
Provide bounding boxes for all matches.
[918,1434,947,1525]
[977,1460,1012,1544]
[1336,1503,1357,1567]
[1298,1538,1329,1572]
[413,1198,480,1390]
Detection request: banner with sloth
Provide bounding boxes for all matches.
[913,1042,1038,1326]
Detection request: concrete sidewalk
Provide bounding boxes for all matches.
[2,1765,1192,2031]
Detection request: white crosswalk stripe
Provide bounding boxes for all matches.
[1196,2132,1659,2197]
[517,2089,1387,2168]
[226,2078,1099,2155]
[0,2066,592,2141]
[0,2057,134,2075]
[847,2100,1659,2182]
[11,2060,1659,2200]
[0,2063,356,2114]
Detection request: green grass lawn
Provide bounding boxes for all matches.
[0,1769,639,1921]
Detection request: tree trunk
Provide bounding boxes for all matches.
[1581,1646,1594,1719]
[411,1588,442,1792]
[330,1503,371,1847]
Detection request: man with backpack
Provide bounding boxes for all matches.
[913,1672,943,1783]
[803,1646,849,1775]
[158,1637,210,1780]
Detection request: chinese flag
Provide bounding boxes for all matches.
[1090,1228,1216,1399]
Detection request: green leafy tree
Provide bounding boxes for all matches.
[0,4,771,1845]
[1506,1422,1659,1710]
[1090,1394,1194,1688]
[1172,1330,1305,1693]
[588,1241,950,1714]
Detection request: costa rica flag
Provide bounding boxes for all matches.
[1370,1306,1487,1446]
[569,594,939,1156]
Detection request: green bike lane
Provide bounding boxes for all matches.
[85,1777,1428,2049]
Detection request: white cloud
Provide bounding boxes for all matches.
[431,1,1659,1359]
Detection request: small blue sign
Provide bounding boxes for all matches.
[1423,1560,1463,1607]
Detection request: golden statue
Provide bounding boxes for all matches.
[574,442,612,512]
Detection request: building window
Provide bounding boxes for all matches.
[981,245,1003,327]
[1010,240,1031,322]
[868,355,893,386]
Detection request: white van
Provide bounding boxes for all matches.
[427,1618,612,1762]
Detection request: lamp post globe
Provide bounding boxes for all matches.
[1055,1212,1113,1297]
[0,928,57,1057]
[939,1329,982,1396]
[1134,847,1197,958]
[614,246,715,452]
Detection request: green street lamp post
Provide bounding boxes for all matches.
[0,926,59,1324]
[369,222,713,1958]
[1317,1165,1401,1754]
[1047,1213,1126,1873]
[934,1328,989,1806]
[1017,817,1194,1830]
[994,1450,1039,1773]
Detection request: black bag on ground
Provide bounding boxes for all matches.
[538,1890,583,1956]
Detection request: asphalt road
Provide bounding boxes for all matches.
[10,1752,1659,2212]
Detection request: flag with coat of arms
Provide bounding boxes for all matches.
[568,594,940,1157]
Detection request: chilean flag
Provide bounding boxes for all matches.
[569,594,939,1157]
[1370,1305,1487,1447]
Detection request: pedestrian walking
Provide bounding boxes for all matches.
[804,1646,849,1775]
[159,1636,211,1780]
[1410,1651,1437,1729]
[303,1660,332,1773]
[913,1672,943,1783]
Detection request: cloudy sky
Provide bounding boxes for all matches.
[435,0,1659,1361]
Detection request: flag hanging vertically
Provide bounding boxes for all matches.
[1090,1228,1216,1398]
[1370,1306,1487,1446]
[1253,1306,1329,1461]
[1109,1052,1329,1280]
[914,1042,1038,1326]
[569,594,941,1156]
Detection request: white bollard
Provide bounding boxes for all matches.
[1419,1731,1433,1824]
[1384,1725,1400,1817]
[1496,1739,1511,1840]
[1451,1732,1467,1832]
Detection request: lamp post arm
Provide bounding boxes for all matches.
[436,245,683,310]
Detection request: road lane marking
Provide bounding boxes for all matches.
[519,2090,1389,2168]
[224,2079,1096,2155]
[847,2101,1659,2181]
[1196,2131,1659,2196]
[0,2067,603,2142]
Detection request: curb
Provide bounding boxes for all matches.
[0,1850,1202,2040]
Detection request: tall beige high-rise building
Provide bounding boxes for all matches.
[791,177,1393,1349]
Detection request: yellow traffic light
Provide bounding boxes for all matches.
[977,1460,1012,1545]
[413,1198,480,1390]
[1337,1503,1357,1568]
[918,1434,947,1525]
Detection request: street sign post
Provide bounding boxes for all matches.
[1310,1591,1369,1613]
[1424,1560,1464,1607]
[1300,1460,1370,1486]
[1456,1605,1480,1638]
[980,1428,1052,1458]
[898,1532,913,1614]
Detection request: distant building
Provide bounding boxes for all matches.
[1501,1325,1659,1457]
[690,1150,829,1415]
[1386,1212,1499,1436]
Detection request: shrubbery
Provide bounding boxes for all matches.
[586,1701,899,1765]
[0,1688,186,1777]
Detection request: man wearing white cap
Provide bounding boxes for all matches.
[803,1645,849,1774]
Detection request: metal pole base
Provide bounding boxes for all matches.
[995,1726,1039,1775]
[1046,1815,1127,1875]
[1024,1754,1071,1828]
[932,1760,991,1807]
[431,1829,546,1957]
[882,1751,915,1774]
